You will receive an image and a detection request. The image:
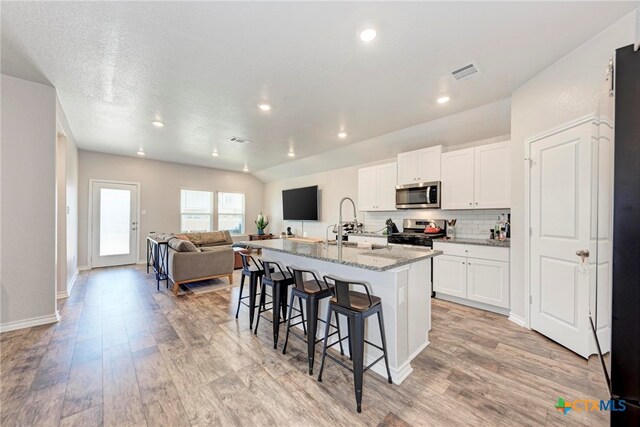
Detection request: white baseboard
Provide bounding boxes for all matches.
[0,311,60,333]
[57,268,79,300]
[435,294,510,316]
[508,313,528,328]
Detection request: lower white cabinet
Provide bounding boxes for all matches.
[433,255,467,298]
[466,258,509,308]
[433,242,510,311]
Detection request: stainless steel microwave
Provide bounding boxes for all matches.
[396,181,441,209]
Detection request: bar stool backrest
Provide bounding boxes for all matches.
[240,253,262,273]
[260,259,287,281]
[323,275,374,310]
[287,266,325,292]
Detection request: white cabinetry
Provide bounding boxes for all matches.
[441,141,510,209]
[432,254,467,298]
[440,148,474,209]
[397,145,442,185]
[433,242,510,312]
[474,142,511,208]
[357,162,397,211]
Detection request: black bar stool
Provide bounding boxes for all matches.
[235,253,266,328]
[254,260,303,348]
[317,275,392,413]
[282,266,344,375]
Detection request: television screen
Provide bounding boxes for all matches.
[282,185,319,221]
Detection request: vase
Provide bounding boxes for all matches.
[257,228,265,236]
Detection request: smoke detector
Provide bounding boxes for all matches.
[451,62,480,80]
[228,136,252,144]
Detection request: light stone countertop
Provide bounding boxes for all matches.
[239,239,441,272]
[435,238,511,248]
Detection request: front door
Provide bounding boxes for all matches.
[529,122,592,357]
[91,181,139,268]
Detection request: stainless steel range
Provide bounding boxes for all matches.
[387,219,447,248]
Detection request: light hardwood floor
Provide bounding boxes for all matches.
[1,265,610,426]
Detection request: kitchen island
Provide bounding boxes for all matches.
[241,238,442,384]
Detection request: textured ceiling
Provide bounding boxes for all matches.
[1,1,637,175]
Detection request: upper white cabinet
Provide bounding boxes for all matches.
[441,141,511,210]
[358,162,397,211]
[474,142,511,209]
[441,147,475,209]
[397,145,442,185]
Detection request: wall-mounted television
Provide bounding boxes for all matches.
[282,185,319,221]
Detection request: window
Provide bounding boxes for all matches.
[180,189,213,232]
[218,192,245,235]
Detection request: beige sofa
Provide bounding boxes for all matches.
[167,231,234,295]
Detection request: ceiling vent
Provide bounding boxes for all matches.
[228,136,251,144]
[451,63,480,80]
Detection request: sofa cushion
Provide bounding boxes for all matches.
[186,230,232,247]
[174,234,190,241]
[168,237,199,252]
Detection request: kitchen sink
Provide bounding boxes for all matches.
[326,241,388,250]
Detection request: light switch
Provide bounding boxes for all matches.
[399,287,405,304]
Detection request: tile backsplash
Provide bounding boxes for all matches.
[363,209,510,240]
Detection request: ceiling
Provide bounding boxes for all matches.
[2,2,637,175]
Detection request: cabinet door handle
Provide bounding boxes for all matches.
[468,202,472,206]
[462,262,466,265]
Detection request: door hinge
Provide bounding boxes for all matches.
[529,227,532,236]
[529,295,533,305]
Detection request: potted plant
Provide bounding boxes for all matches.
[255,212,269,235]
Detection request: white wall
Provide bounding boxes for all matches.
[55,96,79,298]
[509,9,639,324]
[1,74,58,330]
[264,135,510,239]
[55,135,67,296]
[77,150,265,267]
[65,137,78,288]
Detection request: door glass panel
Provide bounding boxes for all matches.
[99,188,131,256]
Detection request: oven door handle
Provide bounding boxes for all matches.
[425,186,431,204]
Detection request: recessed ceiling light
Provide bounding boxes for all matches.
[243,166,249,172]
[258,103,271,111]
[288,152,296,157]
[359,28,377,42]
[211,151,219,157]
[137,150,145,156]
[151,120,165,127]
[437,96,450,104]
[338,131,348,139]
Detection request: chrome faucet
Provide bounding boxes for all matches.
[325,223,338,247]
[337,197,358,257]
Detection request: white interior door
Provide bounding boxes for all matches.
[529,122,592,357]
[91,181,139,268]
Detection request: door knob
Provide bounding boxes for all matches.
[576,250,590,263]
